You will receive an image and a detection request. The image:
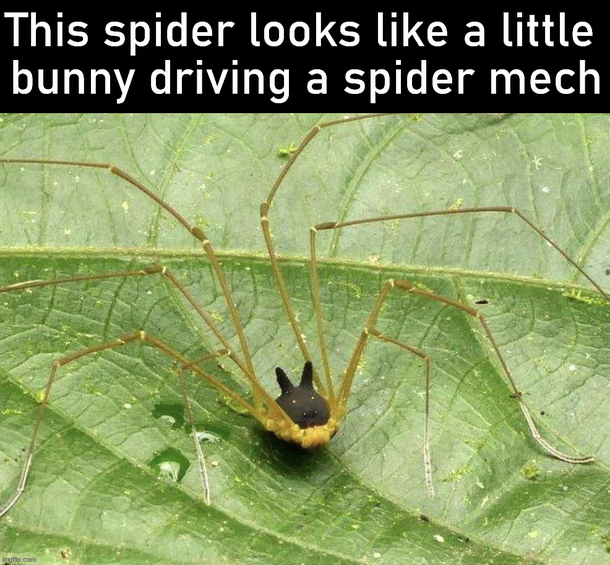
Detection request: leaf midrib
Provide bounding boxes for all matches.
[1,247,609,297]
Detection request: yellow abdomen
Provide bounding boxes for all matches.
[266,417,339,448]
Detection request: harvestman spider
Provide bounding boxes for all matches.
[0,113,608,516]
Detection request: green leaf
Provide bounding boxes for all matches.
[0,114,609,565]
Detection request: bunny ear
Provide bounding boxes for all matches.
[275,367,294,395]
[299,361,314,389]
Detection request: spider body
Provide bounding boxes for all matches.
[266,417,338,449]
[0,113,607,519]
[271,361,337,448]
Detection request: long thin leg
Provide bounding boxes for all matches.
[368,327,434,496]
[0,331,258,518]
[314,207,610,302]
[175,348,231,506]
[309,205,609,413]
[0,264,280,412]
[394,280,596,464]
[309,227,336,406]
[260,113,402,394]
[178,349,230,372]
[0,266,239,363]
[0,158,258,389]
[338,279,594,476]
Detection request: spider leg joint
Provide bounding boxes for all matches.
[315,221,338,230]
[190,226,206,241]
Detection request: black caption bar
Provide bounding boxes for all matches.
[1,8,607,111]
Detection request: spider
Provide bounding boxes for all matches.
[0,113,607,519]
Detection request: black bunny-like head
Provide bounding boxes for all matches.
[275,361,330,429]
